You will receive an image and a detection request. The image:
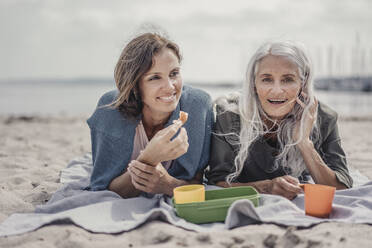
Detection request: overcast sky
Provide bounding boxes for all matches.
[1,0,371,82]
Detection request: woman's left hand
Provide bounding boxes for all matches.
[127,160,175,196]
[293,92,318,147]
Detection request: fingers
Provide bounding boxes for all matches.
[128,160,154,177]
[128,161,155,192]
[131,178,149,193]
[271,183,298,200]
[296,97,306,108]
[310,98,318,115]
[296,93,318,130]
[282,175,300,185]
[162,121,183,140]
[280,178,302,193]
[129,168,150,185]
[296,92,318,110]
[128,165,150,181]
[170,127,188,145]
[128,164,149,190]
[296,91,307,108]
[169,127,189,156]
[169,144,189,159]
[275,177,297,192]
[283,178,302,194]
[272,176,302,200]
[128,160,171,194]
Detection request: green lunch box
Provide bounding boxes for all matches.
[173,186,260,224]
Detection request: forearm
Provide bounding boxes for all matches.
[216,179,273,194]
[298,141,347,189]
[108,171,141,198]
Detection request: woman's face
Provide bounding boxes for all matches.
[139,48,182,119]
[255,55,302,121]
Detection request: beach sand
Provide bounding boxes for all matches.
[0,115,371,248]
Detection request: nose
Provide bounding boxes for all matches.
[164,77,176,90]
[271,81,284,95]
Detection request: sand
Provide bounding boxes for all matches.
[0,114,371,248]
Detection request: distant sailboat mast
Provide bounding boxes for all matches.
[327,45,333,77]
[352,31,360,77]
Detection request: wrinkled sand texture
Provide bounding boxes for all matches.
[0,115,371,248]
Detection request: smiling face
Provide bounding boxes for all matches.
[255,55,302,121]
[139,48,182,121]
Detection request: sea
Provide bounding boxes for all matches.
[0,79,371,117]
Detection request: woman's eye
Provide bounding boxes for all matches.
[149,76,160,81]
[283,77,294,83]
[262,78,272,82]
[170,71,179,77]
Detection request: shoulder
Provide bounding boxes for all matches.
[181,85,212,106]
[96,90,119,107]
[215,92,240,113]
[214,93,241,134]
[316,101,339,140]
[317,101,338,128]
[87,90,138,138]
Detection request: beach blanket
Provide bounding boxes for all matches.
[0,153,371,237]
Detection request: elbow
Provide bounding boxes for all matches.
[107,182,119,195]
[216,181,230,188]
[336,182,348,190]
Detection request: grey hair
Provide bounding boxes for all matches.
[226,41,319,184]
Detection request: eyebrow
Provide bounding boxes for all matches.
[258,73,296,78]
[143,72,160,76]
[143,67,180,76]
[259,74,272,78]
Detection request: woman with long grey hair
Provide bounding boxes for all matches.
[206,41,352,200]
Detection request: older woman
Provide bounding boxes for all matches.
[88,33,213,198]
[206,41,352,200]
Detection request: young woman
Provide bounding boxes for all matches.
[206,41,352,200]
[87,33,213,198]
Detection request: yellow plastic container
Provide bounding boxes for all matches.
[173,184,205,204]
[173,186,259,224]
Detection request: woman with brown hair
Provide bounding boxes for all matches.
[87,33,213,198]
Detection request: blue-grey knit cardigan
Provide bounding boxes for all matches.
[87,85,214,190]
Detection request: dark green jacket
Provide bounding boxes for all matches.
[206,101,353,188]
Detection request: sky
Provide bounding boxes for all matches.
[1,0,371,83]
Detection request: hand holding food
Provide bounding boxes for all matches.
[137,111,189,166]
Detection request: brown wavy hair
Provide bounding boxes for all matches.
[112,33,182,119]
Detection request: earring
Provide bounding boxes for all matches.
[133,90,138,100]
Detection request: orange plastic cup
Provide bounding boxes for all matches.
[173,184,205,204]
[300,184,336,218]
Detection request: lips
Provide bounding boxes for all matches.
[268,99,287,104]
[157,92,177,102]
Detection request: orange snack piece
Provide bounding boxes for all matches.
[179,111,188,125]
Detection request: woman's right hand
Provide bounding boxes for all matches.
[270,175,303,200]
[137,120,189,165]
